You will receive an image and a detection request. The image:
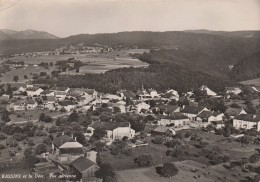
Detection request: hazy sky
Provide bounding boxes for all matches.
[0,0,260,37]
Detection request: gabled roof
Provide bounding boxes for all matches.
[53,135,75,148]
[197,110,213,119]
[70,156,97,173]
[41,90,54,95]
[58,100,75,106]
[225,107,245,116]
[60,142,83,148]
[181,106,206,114]
[212,112,223,117]
[60,148,84,155]
[90,122,130,131]
[84,89,96,95]
[42,96,56,102]
[234,114,260,122]
[26,87,41,91]
[152,126,169,133]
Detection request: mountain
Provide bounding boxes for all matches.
[0,31,259,80]
[0,29,59,40]
[230,51,260,81]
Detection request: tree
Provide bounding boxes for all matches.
[50,62,53,66]
[44,115,53,123]
[95,164,116,181]
[135,154,153,167]
[73,131,86,145]
[157,162,179,178]
[24,75,28,79]
[13,76,19,82]
[1,109,11,122]
[24,147,40,167]
[249,153,260,163]
[39,113,46,121]
[92,127,106,140]
[95,141,106,153]
[152,136,164,144]
[68,110,79,122]
[76,67,80,73]
[34,143,47,154]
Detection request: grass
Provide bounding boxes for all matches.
[0,49,149,80]
[9,109,63,123]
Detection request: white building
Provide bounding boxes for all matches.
[233,114,260,131]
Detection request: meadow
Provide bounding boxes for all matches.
[0,49,149,82]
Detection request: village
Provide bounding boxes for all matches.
[0,76,260,181]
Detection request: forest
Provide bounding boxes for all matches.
[34,63,234,94]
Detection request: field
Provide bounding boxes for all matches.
[116,160,254,182]
[0,49,149,82]
[103,129,259,182]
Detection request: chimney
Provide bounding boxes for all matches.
[62,132,64,136]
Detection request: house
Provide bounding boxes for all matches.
[58,100,76,112]
[26,87,44,97]
[162,89,179,101]
[84,89,98,98]
[135,102,150,113]
[70,156,100,182]
[13,100,27,111]
[225,107,247,119]
[158,112,190,127]
[181,106,208,121]
[52,135,84,162]
[200,85,217,96]
[26,99,38,110]
[197,111,224,123]
[89,122,135,141]
[40,90,55,97]
[157,104,180,115]
[13,99,38,111]
[42,96,56,110]
[59,142,84,162]
[151,125,176,135]
[50,86,70,101]
[225,87,242,95]
[113,103,126,113]
[103,94,122,101]
[233,114,260,131]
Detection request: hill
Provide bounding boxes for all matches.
[34,63,235,94]
[0,29,59,40]
[185,30,260,39]
[230,51,260,81]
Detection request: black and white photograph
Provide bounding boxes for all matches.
[0,0,260,181]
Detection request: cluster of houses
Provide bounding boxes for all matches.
[3,82,260,181]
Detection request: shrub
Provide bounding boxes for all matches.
[157,162,179,178]
[34,143,47,155]
[0,134,6,140]
[0,144,5,150]
[121,148,133,155]
[111,147,120,155]
[152,136,164,144]
[135,154,153,167]
[249,153,260,163]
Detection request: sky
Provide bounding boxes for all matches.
[0,0,260,37]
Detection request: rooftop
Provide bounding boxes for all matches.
[234,114,260,122]
[70,156,97,173]
[90,122,130,131]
